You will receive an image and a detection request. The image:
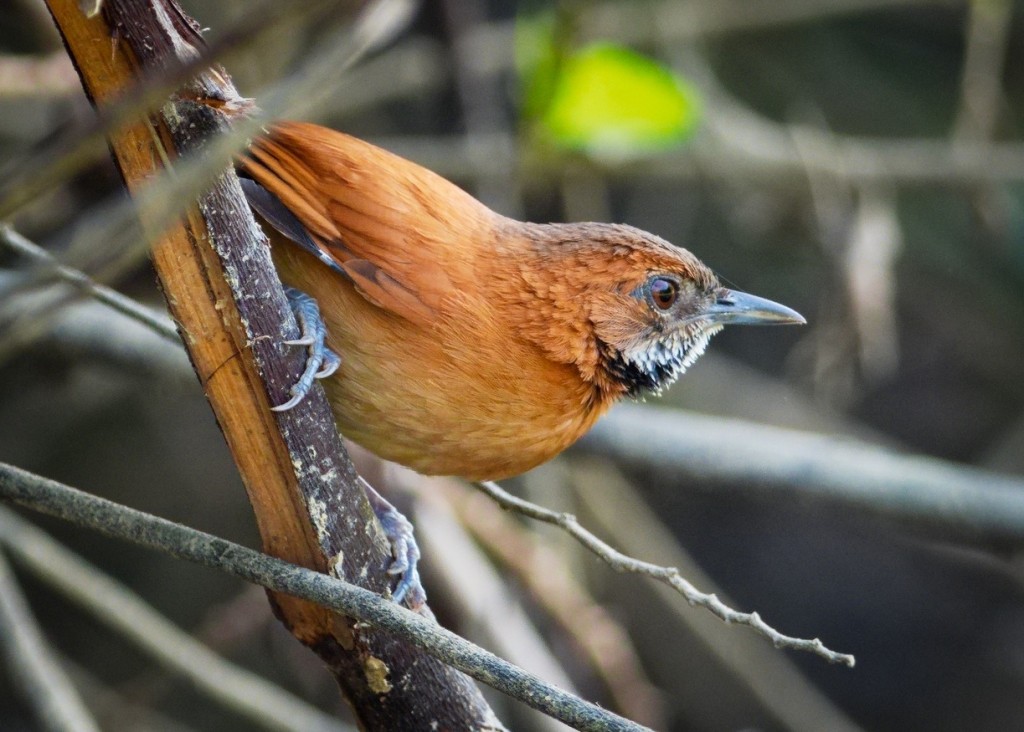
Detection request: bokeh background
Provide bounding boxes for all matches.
[2,0,1024,730]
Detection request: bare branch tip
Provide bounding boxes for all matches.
[469,477,854,667]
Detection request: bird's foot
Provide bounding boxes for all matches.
[361,477,426,610]
[272,287,342,411]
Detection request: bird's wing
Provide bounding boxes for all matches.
[240,122,496,327]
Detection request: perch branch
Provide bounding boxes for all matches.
[45,0,501,726]
[0,461,647,732]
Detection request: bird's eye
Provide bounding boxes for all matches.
[649,277,679,310]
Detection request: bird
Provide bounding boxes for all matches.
[238,121,804,603]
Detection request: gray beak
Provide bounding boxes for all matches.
[704,289,806,326]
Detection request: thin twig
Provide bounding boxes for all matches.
[410,489,581,732]
[0,272,193,392]
[0,552,100,732]
[0,461,648,732]
[0,506,350,732]
[0,224,180,344]
[430,478,666,728]
[570,459,867,732]
[471,479,855,667]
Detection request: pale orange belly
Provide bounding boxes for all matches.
[275,246,606,480]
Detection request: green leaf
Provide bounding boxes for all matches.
[537,43,702,159]
[515,9,563,125]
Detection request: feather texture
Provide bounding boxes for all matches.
[244,122,496,326]
[238,123,766,479]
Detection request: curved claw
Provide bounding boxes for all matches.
[273,287,343,411]
[361,478,426,609]
[283,336,316,347]
[270,390,305,413]
[316,350,342,379]
[392,565,425,608]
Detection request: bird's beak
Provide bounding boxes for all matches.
[704,289,806,326]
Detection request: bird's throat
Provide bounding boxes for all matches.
[600,326,722,398]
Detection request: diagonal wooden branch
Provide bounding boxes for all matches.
[43,0,501,727]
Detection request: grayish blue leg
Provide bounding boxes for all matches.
[272,287,342,412]
[245,181,427,607]
[360,477,426,609]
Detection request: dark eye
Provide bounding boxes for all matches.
[649,277,678,310]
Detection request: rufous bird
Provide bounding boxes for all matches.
[239,121,804,603]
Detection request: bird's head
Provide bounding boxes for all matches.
[520,223,805,400]
[591,265,806,398]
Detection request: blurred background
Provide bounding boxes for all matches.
[2,0,1024,730]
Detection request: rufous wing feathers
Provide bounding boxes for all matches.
[241,122,497,327]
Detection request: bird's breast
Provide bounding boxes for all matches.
[273,242,606,481]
